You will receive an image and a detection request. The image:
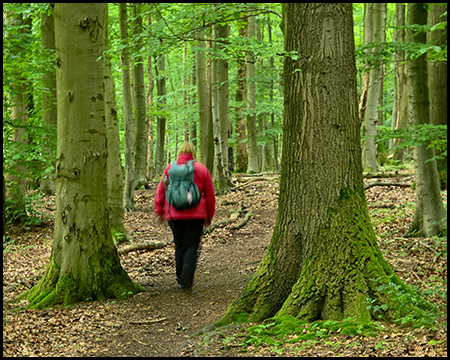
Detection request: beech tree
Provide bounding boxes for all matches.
[404,3,447,238]
[217,3,432,326]
[361,3,386,172]
[20,3,143,308]
[119,3,135,211]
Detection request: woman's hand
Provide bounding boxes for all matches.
[155,214,165,224]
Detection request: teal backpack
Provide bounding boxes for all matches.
[165,160,201,210]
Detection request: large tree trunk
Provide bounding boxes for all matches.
[404,3,447,238]
[427,3,447,188]
[21,3,143,309]
[217,3,431,326]
[132,4,149,190]
[246,14,259,173]
[119,3,135,211]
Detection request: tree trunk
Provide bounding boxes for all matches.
[5,11,30,224]
[393,4,408,162]
[155,54,167,175]
[104,7,129,245]
[40,6,57,195]
[211,23,231,194]
[427,3,447,187]
[132,4,149,190]
[217,3,431,326]
[246,14,259,173]
[146,7,155,181]
[235,17,248,173]
[405,3,447,238]
[196,29,211,170]
[21,3,143,309]
[362,3,386,172]
[267,16,279,171]
[119,3,135,211]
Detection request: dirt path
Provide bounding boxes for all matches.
[3,176,447,357]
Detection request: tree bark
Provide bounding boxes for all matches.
[104,8,129,244]
[119,3,135,211]
[393,4,408,162]
[405,3,447,238]
[196,29,211,170]
[40,6,57,195]
[155,53,167,175]
[362,3,386,172]
[132,4,149,190]
[427,3,447,187]
[246,14,259,173]
[21,3,143,309]
[217,3,432,326]
[235,17,248,173]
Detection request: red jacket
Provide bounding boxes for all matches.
[154,153,216,221]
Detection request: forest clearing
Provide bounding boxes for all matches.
[3,171,447,357]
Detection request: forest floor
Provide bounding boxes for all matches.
[3,169,447,357]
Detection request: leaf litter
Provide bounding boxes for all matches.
[3,172,447,357]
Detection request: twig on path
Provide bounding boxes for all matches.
[117,240,171,255]
[364,181,413,190]
[130,317,167,325]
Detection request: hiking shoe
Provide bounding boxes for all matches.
[179,264,193,288]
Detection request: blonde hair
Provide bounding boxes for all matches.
[178,142,198,161]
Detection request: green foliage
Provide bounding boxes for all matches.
[237,315,383,351]
[375,124,447,163]
[366,276,441,329]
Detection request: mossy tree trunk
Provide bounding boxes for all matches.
[21,3,143,309]
[217,3,429,326]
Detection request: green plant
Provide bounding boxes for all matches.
[366,276,441,329]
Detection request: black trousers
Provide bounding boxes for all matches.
[168,218,205,287]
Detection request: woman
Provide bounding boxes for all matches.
[154,142,216,290]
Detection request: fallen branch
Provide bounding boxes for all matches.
[203,202,251,234]
[130,317,167,325]
[232,208,253,230]
[364,181,413,190]
[363,171,414,179]
[117,240,171,255]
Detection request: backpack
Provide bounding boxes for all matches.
[165,160,201,210]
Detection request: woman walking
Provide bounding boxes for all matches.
[154,142,216,290]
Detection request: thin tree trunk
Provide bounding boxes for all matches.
[119,3,135,211]
[146,10,155,181]
[155,54,167,175]
[104,10,129,244]
[196,29,211,169]
[246,14,258,173]
[132,3,149,189]
[235,16,248,173]
[40,7,57,195]
[362,3,385,172]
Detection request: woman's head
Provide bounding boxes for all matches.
[178,142,198,161]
